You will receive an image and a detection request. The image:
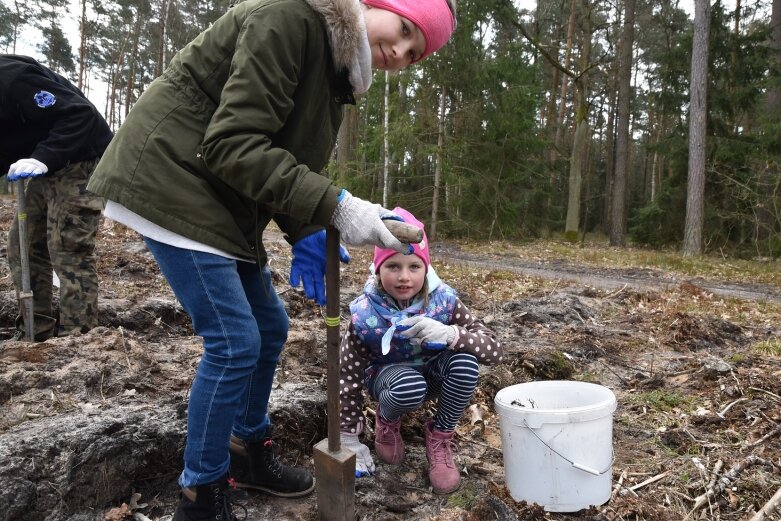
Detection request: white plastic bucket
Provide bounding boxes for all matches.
[494,380,617,512]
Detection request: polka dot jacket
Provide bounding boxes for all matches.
[339,297,503,433]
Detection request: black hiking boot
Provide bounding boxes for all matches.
[229,426,315,497]
[12,314,57,342]
[172,474,247,521]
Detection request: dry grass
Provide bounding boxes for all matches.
[452,236,781,287]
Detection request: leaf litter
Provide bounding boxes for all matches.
[0,197,779,520]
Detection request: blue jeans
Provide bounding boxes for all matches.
[144,238,289,488]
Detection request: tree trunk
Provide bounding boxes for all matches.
[757,0,781,246]
[335,105,358,186]
[610,0,635,246]
[682,0,711,256]
[565,98,587,241]
[602,66,617,234]
[564,1,592,242]
[553,0,578,157]
[431,85,447,240]
[382,71,390,208]
[156,0,170,77]
[550,0,578,228]
[125,7,144,118]
[77,0,88,90]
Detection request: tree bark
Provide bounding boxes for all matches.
[77,0,88,90]
[682,0,711,256]
[602,64,617,234]
[126,6,145,118]
[756,0,781,246]
[610,0,634,246]
[564,1,592,242]
[382,71,390,208]
[156,0,170,77]
[431,85,447,240]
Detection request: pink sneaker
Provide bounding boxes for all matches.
[374,413,405,464]
[424,420,461,494]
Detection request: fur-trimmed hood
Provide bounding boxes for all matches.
[305,0,364,71]
[305,0,372,93]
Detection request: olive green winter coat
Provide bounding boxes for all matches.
[88,0,365,264]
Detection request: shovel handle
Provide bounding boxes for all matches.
[383,219,423,243]
[16,181,34,342]
[325,228,343,452]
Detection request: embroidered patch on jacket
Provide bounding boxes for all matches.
[33,91,56,108]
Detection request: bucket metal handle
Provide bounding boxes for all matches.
[523,419,614,476]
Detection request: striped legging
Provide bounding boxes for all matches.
[367,351,480,432]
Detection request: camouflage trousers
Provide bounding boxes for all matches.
[7,159,104,339]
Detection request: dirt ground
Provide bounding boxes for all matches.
[1,194,780,521]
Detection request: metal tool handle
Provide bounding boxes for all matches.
[522,418,614,476]
[383,219,423,243]
[323,219,424,453]
[325,227,342,452]
[16,181,34,342]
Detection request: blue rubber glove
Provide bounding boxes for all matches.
[290,230,350,305]
[8,158,48,181]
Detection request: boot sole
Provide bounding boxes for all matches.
[232,480,316,498]
[431,481,461,495]
[376,453,405,465]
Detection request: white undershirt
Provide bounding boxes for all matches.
[104,200,247,261]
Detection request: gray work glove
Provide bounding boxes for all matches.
[330,190,409,253]
[8,158,47,181]
[340,431,375,477]
[396,315,458,350]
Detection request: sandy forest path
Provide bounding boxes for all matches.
[0,198,780,521]
[430,243,781,305]
[263,225,781,305]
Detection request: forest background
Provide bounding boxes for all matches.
[1,0,780,259]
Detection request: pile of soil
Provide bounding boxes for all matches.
[0,196,779,521]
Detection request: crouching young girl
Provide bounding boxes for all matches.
[339,208,503,494]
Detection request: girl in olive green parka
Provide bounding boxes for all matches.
[87,0,456,518]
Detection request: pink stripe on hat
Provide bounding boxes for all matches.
[362,0,455,61]
[374,208,430,273]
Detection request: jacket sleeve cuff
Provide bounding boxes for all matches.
[448,326,461,349]
[311,184,342,227]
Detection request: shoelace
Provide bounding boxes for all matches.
[262,439,284,478]
[429,438,457,467]
[214,479,248,521]
[378,423,399,442]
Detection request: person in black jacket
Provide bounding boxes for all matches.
[0,54,112,340]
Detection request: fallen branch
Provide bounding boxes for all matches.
[717,397,749,418]
[629,470,670,492]
[611,469,627,500]
[749,387,781,403]
[749,485,781,521]
[604,283,628,299]
[706,460,724,491]
[684,455,775,520]
[599,359,629,385]
[747,422,781,448]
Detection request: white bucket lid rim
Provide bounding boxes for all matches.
[494,381,617,424]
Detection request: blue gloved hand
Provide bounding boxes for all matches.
[8,158,48,181]
[290,230,350,305]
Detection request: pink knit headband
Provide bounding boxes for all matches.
[362,0,455,61]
